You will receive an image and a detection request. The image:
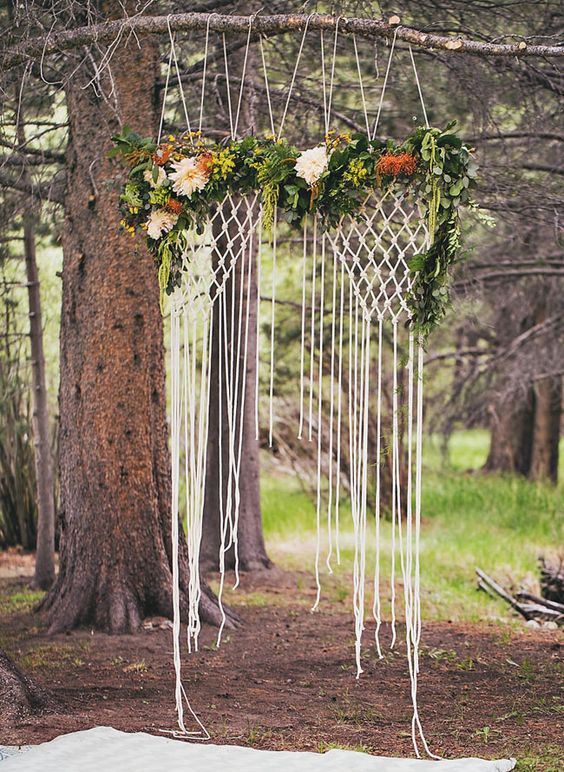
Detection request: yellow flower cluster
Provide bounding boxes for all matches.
[211,147,236,180]
[325,130,352,150]
[263,132,286,147]
[343,158,369,187]
[119,218,136,236]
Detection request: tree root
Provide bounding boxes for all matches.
[0,650,58,720]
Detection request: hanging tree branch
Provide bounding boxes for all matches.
[2,12,563,70]
[0,171,65,204]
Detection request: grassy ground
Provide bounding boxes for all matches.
[261,429,563,624]
[1,430,561,769]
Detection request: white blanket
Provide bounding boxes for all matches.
[2,727,516,771]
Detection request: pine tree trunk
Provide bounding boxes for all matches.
[201,38,270,573]
[14,80,56,589]
[485,298,561,484]
[202,226,271,572]
[529,375,561,483]
[484,392,535,476]
[24,213,56,590]
[41,29,234,633]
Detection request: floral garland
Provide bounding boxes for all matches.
[111,123,477,334]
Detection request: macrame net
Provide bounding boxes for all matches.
[324,188,431,752]
[161,20,438,758]
[168,192,259,737]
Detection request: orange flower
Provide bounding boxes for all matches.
[196,151,214,176]
[152,143,174,166]
[377,152,417,177]
[166,198,183,215]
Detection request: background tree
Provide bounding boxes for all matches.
[199,26,271,571]
[18,125,56,589]
[0,239,38,551]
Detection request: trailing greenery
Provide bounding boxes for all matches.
[111,124,477,334]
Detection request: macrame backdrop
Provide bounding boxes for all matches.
[161,20,436,758]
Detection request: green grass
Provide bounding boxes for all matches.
[262,478,317,536]
[514,745,564,771]
[16,640,91,672]
[0,589,45,615]
[317,741,374,754]
[261,430,563,623]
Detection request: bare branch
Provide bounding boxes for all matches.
[0,138,65,162]
[455,268,564,289]
[3,13,564,71]
[466,131,564,143]
[0,153,62,166]
[521,163,564,176]
[425,347,489,365]
[0,171,65,204]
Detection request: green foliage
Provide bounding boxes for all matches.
[148,185,171,207]
[406,122,478,335]
[408,212,461,336]
[120,182,143,208]
[515,746,564,771]
[112,124,477,332]
[108,125,156,161]
[157,238,172,315]
[255,141,300,228]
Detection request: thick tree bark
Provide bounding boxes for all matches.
[529,375,561,483]
[484,392,534,476]
[40,28,234,633]
[0,649,54,720]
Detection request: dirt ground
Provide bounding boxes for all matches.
[0,562,562,767]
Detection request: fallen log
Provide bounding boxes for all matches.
[539,556,564,604]
[515,590,564,614]
[476,567,564,627]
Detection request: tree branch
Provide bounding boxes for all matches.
[0,138,65,162]
[490,313,564,369]
[466,131,564,143]
[0,153,62,166]
[425,347,489,365]
[0,171,65,204]
[466,259,563,270]
[455,268,564,288]
[521,163,564,176]
[3,13,563,70]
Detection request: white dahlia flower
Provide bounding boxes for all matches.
[143,166,167,189]
[146,208,178,240]
[168,156,209,198]
[294,145,329,186]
